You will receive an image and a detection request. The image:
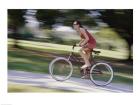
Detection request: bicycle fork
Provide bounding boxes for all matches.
[67,52,73,60]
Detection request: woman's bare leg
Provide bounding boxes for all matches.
[86,52,91,65]
[79,49,91,78]
[85,51,91,66]
[79,48,91,66]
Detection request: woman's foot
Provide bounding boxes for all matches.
[81,64,91,69]
[81,75,90,79]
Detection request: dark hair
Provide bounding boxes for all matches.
[73,20,83,28]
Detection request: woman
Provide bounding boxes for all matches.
[73,20,96,70]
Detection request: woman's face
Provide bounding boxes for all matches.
[73,24,79,30]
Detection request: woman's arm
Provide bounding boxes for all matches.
[80,28,89,46]
[78,39,84,46]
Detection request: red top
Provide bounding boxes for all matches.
[80,29,96,49]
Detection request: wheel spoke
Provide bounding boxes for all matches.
[49,57,73,81]
[90,63,113,86]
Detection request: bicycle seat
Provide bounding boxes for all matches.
[92,50,101,54]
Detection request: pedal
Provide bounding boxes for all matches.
[80,67,90,75]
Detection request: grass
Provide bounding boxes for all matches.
[8,48,51,73]
[8,38,128,59]
[8,83,77,92]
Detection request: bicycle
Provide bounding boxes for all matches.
[49,44,114,86]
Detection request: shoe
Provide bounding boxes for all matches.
[81,75,90,79]
[81,64,91,69]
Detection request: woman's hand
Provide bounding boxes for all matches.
[76,43,80,47]
[80,42,88,48]
[80,43,84,47]
[76,43,85,47]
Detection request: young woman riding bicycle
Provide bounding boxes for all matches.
[73,20,96,70]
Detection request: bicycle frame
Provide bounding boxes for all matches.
[67,51,83,66]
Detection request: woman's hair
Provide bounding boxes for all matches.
[73,20,83,28]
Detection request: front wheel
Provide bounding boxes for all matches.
[49,57,73,81]
[90,62,114,86]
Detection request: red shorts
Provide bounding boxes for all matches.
[87,43,96,49]
[82,43,96,53]
[83,43,96,49]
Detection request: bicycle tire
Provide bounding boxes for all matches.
[49,57,73,81]
[90,62,114,86]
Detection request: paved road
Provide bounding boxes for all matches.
[8,70,133,92]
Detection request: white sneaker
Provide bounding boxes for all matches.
[81,75,90,79]
[81,64,91,69]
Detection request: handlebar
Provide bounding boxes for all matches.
[72,44,76,50]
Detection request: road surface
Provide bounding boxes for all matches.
[8,70,133,92]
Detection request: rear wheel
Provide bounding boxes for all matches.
[90,62,113,86]
[49,57,73,81]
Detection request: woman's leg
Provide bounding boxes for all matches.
[79,48,91,78]
[79,48,86,64]
[84,49,91,66]
[87,51,91,61]
[79,48,91,66]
